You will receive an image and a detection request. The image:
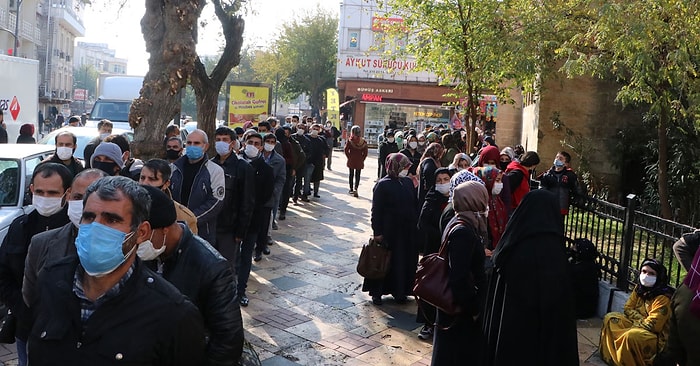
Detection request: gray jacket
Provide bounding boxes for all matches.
[23,223,77,307]
[263,150,286,208]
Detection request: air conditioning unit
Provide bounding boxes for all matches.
[9,0,18,13]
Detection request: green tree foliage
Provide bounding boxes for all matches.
[257,6,338,114]
[556,0,700,219]
[378,0,542,147]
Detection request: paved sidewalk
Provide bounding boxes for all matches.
[243,149,607,365]
[0,149,607,365]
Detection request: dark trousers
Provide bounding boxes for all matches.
[279,168,294,215]
[349,168,361,190]
[293,164,307,198]
[237,228,258,296]
[215,231,240,272]
[255,207,273,256]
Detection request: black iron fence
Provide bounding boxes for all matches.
[564,194,697,291]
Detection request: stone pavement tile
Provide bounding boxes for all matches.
[275,340,350,365]
[245,324,308,354]
[386,309,422,331]
[260,355,300,366]
[348,319,391,338]
[239,298,283,318]
[249,343,275,362]
[267,253,305,265]
[577,318,602,344]
[314,292,355,309]
[0,345,12,357]
[252,291,313,310]
[355,344,424,365]
[411,357,432,366]
[308,244,346,254]
[291,301,372,332]
[290,271,355,292]
[268,276,310,291]
[308,264,356,279]
[317,332,383,358]
[241,310,265,328]
[285,319,345,342]
[272,233,304,244]
[252,308,312,330]
[368,327,434,358]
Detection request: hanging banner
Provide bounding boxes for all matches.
[326,88,340,128]
[226,83,271,129]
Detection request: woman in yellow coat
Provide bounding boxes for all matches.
[600,258,674,365]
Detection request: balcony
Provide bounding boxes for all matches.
[50,4,85,37]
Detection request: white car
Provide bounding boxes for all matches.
[0,144,55,243]
[38,126,133,160]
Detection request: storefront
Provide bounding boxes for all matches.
[338,80,457,145]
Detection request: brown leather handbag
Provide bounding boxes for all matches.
[357,238,391,279]
[413,222,464,315]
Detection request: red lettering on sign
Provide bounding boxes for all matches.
[361,94,383,102]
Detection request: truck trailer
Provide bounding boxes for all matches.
[0,55,39,142]
[86,74,144,131]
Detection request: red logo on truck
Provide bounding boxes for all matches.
[9,97,20,120]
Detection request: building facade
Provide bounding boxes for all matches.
[74,41,127,74]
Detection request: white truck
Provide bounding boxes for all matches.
[0,55,39,142]
[87,74,144,130]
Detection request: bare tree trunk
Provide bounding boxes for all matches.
[190,0,245,154]
[129,0,203,159]
[657,107,672,219]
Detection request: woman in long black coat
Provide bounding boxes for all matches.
[482,189,579,366]
[363,153,418,305]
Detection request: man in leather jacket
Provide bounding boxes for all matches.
[211,127,255,268]
[138,185,244,365]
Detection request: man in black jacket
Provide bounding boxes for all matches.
[212,127,255,268]
[41,131,84,177]
[238,131,273,306]
[137,185,244,365]
[82,119,113,168]
[28,176,206,365]
[0,163,72,365]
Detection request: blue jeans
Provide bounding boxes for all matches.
[16,337,27,366]
[303,163,314,196]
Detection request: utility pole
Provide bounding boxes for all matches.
[12,0,22,56]
[274,72,279,116]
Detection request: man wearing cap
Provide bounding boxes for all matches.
[91,142,124,176]
[138,185,244,365]
[169,129,225,246]
[104,134,143,181]
[27,176,206,365]
[211,127,255,269]
[23,169,107,307]
[42,131,84,177]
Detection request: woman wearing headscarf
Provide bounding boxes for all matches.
[472,166,508,255]
[378,130,398,178]
[344,125,368,197]
[448,153,472,174]
[16,124,35,144]
[400,135,422,178]
[482,189,579,366]
[415,167,453,341]
[600,259,673,365]
[363,153,418,305]
[440,133,459,167]
[439,169,484,232]
[417,142,443,207]
[430,181,488,365]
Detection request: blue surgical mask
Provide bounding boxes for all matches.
[76,222,136,277]
[186,145,204,160]
[554,159,565,168]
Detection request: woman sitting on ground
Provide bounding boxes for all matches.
[600,258,674,366]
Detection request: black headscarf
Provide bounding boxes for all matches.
[635,258,674,300]
[275,128,288,144]
[491,189,563,269]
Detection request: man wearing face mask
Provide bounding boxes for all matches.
[27,176,206,365]
[169,129,226,246]
[139,159,198,234]
[307,124,329,198]
[83,119,113,168]
[42,131,84,177]
[291,123,312,202]
[165,137,184,163]
[378,129,398,178]
[22,168,107,307]
[90,142,125,176]
[238,132,273,305]
[0,163,73,365]
[211,127,255,269]
[137,186,244,365]
[104,134,144,181]
[260,133,286,244]
[538,150,584,216]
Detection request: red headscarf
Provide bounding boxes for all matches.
[478,145,501,167]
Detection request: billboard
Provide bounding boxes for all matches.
[226,83,272,129]
[326,88,340,128]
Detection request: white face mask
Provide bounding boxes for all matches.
[56,146,73,160]
[408,141,418,149]
[387,137,395,143]
[418,141,426,146]
[68,199,83,228]
[264,143,276,152]
[310,130,319,137]
[296,129,305,136]
[492,182,504,195]
[32,194,65,217]
[244,144,259,159]
[435,183,450,195]
[639,273,657,287]
[215,141,231,156]
[398,169,409,178]
[99,133,110,140]
[137,231,167,261]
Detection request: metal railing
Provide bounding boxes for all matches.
[564,194,697,291]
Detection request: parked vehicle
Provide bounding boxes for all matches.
[38,126,133,160]
[0,55,40,143]
[85,75,144,131]
[0,144,55,243]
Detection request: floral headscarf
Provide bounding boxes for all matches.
[449,169,484,203]
[385,153,412,178]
